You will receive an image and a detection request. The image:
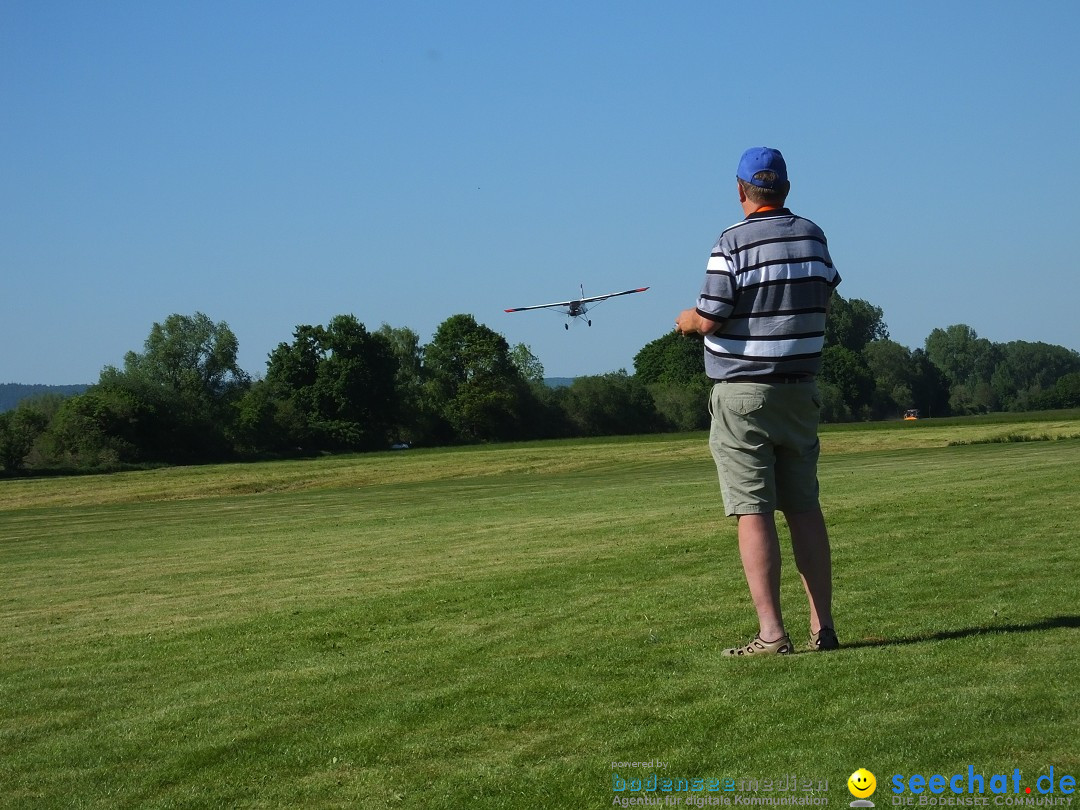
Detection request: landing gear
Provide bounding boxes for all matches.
[587,319,592,327]
[564,323,569,330]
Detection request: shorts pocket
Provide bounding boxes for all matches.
[724,394,766,416]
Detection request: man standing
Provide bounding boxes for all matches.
[675,147,841,656]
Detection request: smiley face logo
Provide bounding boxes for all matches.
[848,769,877,798]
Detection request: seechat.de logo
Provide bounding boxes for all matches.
[890,766,1077,801]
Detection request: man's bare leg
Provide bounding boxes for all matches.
[785,507,834,634]
[736,513,786,641]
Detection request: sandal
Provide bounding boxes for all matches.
[722,634,793,657]
[808,627,839,651]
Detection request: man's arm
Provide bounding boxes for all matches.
[675,307,722,336]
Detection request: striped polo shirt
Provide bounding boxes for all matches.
[696,208,841,380]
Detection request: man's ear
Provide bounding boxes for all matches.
[737,181,747,203]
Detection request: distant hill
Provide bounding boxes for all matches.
[1,383,89,412]
[4,380,570,411]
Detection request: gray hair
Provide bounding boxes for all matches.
[738,175,790,205]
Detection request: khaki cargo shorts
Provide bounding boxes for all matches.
[708,380,822,516]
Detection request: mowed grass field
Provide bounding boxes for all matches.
[2,412,1079,809]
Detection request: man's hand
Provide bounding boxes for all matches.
[674,308,718,336]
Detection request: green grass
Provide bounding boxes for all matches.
[2,413,1079,808]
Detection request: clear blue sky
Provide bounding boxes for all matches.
[3,0,1078,385]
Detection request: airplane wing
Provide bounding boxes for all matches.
[504,286,649,313]
[503,299,575,313]
[578,286,649,304]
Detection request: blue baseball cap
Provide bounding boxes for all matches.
[737,147,788,189]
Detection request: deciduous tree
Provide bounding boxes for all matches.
[634,331,709,388]
[824,295,888,353]
[423,314,530,442]
[0,402,49,472]
[265,316,398,452]
[560,371,661,437]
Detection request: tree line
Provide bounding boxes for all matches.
[2,298,1079,474]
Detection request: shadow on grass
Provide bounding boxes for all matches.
[844,615,1080,649]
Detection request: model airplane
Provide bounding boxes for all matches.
[504,285,649,329]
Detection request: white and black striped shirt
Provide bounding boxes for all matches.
[696,209,841,380]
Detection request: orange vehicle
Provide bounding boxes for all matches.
[903,409,920,421]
